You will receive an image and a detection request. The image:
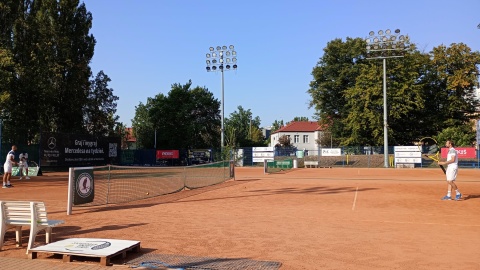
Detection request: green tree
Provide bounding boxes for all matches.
[436,125,476,147]
[133,81,220,149]
[224,106,262,147]
[113,122,129,149]
[292,116,309,121]
[84,71,119,136]
[132,101,155,149]
[270,119,284,133]
[308,37,367,145]
[1,0,97,144]
[345,44,427,146]
[430,43,480,128]
[309,37,480,146]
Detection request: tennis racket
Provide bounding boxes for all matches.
[418,137,445,174]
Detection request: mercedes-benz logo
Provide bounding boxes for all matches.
[48,137,56,149]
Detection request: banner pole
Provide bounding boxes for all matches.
[67,167,74,215]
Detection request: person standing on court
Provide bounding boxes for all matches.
[438,140,461,200]
[19,152,30,180]
[3,145,18,188]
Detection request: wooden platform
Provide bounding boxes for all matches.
[28,238,141,266]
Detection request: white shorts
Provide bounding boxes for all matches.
[446,166,458,181]
[3,164,12,174]
[19,162,28,169]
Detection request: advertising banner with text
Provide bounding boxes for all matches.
[441,147,476,159]
[156,150,180,159]
[41,132,121,166]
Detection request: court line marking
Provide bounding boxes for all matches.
[352,186,358,211]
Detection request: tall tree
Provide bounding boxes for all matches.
[224,106,262,147]
[133,81,221,149]
[345,43,427,145]
[84,71,119,137]
[308,37,367,145]
[132,101,155,149]
[309,37,480,146]
[430,43,480,128]
[1,0,97,144]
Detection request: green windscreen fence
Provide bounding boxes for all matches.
[265,159,293,173]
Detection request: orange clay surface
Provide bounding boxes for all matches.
[0,167,479,269]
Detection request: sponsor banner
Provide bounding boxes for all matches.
[253,152,274,157]
[394,146,420,152]
[395,151,422,158]
[441,147,476,159]
[156,150,179,159]
[188,149,213,164]
[41,132,120,166]
[73,168,94,205]
[253,147,274,152]
[395,157,422,164]
[253,157,274,163]
[321,148,341,157]
[29,238,140,256]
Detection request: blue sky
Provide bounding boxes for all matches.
[81,0,480,128]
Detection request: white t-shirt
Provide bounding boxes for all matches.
[447,147,458,168]
[19,153,28,166]
[4,150,15,166]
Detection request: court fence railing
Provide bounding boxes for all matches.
[235,146,480,169]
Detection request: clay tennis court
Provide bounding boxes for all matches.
[1,167,479,269]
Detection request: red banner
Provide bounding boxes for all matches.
[441,147,476,159]
[156,150,179,159]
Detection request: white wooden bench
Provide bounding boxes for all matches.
[304,161,319,168]
[0,201,65,253]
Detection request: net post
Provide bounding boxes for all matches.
[229,160,235,180]
[106,165,111,206]
[264,159,268,174]
[183,166,186,190]
[67,167,74,215]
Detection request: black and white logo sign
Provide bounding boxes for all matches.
[48,137,57,149]
[76,172,93,198]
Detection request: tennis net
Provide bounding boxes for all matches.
[69,161,234,208]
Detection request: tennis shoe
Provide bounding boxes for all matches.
[6,184,13,188]
[25,176,30,179]
[19,177,23,180]
[455,193,462,201]
[441,195,452,200]
[2,185,9,188]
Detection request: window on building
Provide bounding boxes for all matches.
[294,135,299,143]
[303,135,309,143]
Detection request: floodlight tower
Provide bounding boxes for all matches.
[366,29,409,168]
[206,45,237,149]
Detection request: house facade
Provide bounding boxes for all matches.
[269,121,323,153]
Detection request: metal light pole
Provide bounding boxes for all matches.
[366,29,409,168]
[206,45,237,149]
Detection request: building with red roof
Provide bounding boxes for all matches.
[270,121,324,152]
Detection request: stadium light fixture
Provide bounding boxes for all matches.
[206,45,238,149]
[366,29,409,168]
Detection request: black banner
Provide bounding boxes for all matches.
[41,132,120,166]
[73,168,94,205]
